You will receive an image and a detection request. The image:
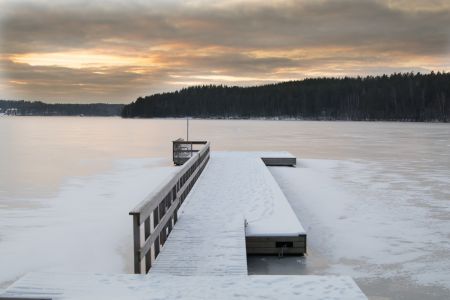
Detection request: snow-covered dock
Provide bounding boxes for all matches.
[151,151,306,276]
[0,143,367,299]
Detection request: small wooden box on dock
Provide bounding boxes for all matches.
[173,139,208,165]
[246,235,307,255]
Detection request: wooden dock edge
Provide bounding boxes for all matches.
[246,235,306,256]
[261,157,296,166]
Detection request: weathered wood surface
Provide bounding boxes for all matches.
[262,157,296,166]
[246,235,307,255]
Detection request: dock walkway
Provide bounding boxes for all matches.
[1,150,367,299]
[151,152,304,275]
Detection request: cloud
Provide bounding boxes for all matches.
[0,0,449,103]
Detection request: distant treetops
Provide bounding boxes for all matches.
[122,72,450,122]
[0,100,124,116]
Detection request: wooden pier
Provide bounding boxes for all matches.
[0,142,367,299]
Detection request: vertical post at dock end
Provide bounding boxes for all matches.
[132,214,141,274]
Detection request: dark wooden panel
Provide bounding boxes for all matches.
[246,247,305,255]
[261,157,296,166]
[246,235,307,255]
[246,236,306,243]
[246,241,306,248]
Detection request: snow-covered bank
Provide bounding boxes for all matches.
[270,159,450,292]
[0,158,175,287]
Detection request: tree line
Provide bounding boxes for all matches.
[0,100,124,116]
[121,72,450,122]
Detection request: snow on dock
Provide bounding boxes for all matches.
[150,151,304,275]
[0,146,367,299]
[244,152,305,238]
[2,272,367,299]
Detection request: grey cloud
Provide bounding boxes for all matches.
[1,0,449,55]
[0,59,173,102]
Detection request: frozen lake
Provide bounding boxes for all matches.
[0,117,449,299]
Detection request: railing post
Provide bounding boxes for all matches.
[168,217,173,233]
[160,225,167,245]
[132,214,141,274]
[144,217,152,272]
[153,207,160,258]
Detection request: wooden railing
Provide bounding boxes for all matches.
[129,142,210,274]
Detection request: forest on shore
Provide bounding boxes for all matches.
[121,72,450,122]
[0,100,124,116]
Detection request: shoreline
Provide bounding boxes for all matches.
[3,115,449,123]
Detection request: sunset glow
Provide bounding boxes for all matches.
[0,0,449,103]
[10,51,150,69]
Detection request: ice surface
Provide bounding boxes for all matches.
[0,158,176,287]
[271,158,450,290]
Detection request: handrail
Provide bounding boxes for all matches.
[129,141,210,274]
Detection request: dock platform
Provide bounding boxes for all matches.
[151,151,305,276]
[1,145,367,299]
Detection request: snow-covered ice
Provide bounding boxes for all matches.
[0,158,176,287]
[270,158,450,293]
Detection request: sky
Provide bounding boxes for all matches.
[0,0,449,104]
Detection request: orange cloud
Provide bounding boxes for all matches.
[10,51,150,69]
